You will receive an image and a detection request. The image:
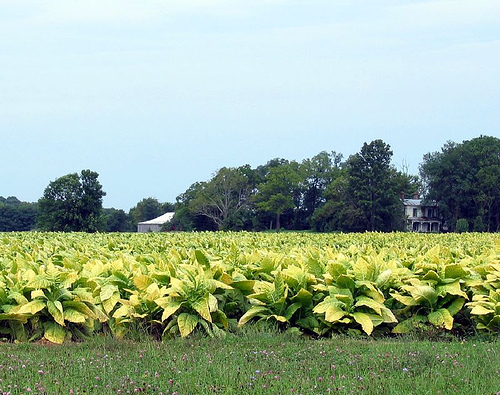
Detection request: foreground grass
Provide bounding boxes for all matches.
[0,331,498,394]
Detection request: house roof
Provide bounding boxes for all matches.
[403,199,438,207]
[403,199,422,206]
[137,212,175,225]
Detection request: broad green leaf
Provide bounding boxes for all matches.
[155,297,182,322]
[0,312,29,323]
[327,261,347,279]
[231,280,255,293]
[392,315,427,334]
[133,275,154,291]
[487,315,500,330]
[291,288,313,305]
[178,313,199,338]
[354,296,383,316]
[269,314,287,322]
[284,302,302,320]
[18,299,46,315]
[390,293,417,307]
[436,281,468,299]
[194,250,210,268]
[423,271,441,282]
[238,305,269,326]
[353,258,376,282]
[375,269,392,288]
[191,296,212,322]
[208,294,218,313]
[72,288,94,304]
[380,306,398,323]
[313,297,346,323]
[100,284,119,302]
[470,305,494,315]
[336,275,355,291]
[47,300,65,327]
[445,264,468,279]
[428,308,454,330]
[31,289,45,299]
[8,292,28,305]
[352,312,374,335]
[64,308,87,323]
[62,301,98,320]
[101,291,120,314]
[112,304,131,319]
[44,322,66,344]
[409,285,438,307]
[446,298,465,316]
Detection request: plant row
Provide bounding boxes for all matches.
[0,232,499,343]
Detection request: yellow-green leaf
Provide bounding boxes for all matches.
[31,289,45,299]
[313,296,346,323]
[192,296,212,322]
[18,299,46,315]
[64,308,87,323]
[133,275,154,291]
[352,312,374,335]
[238,306,268,326]
[44,322,66,344]
[178,313,198,338]
[392,315,427,334]
[47,300,65,327]
[100,284,119,302]
[390,293,417,306]
[446,298,465,316]
[101,291,120,314]
[470,305,494,315]
[354,296,383,316]
[155,297,182,322]
[428,308,454,330]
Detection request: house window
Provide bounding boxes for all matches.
[413,208,418,217]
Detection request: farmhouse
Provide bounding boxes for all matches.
[137,212,175,232]
[403,196,443,232]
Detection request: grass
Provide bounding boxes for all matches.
[0,329,498,394]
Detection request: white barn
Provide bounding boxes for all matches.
[137,212,175,233]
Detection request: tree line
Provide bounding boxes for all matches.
[1,135,499,233]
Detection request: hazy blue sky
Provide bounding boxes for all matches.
[1,0,499,210]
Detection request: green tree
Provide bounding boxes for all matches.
[129,197,164,225]
[312,140,410,232]
[254,159,302,232]
[174,182,218,231]
[37,170,106,232]
[455,218,469,233]
[0,196,38,231]
[300,151,343,228]
[103,208,133,232]
[188,166,256,230]
[420,135,500,231]
[345,140,402,231]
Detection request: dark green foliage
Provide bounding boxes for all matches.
[37,170,106,232]
[129,197,168,224]
[473,216,485,232]
[103,208,134,232]
[420,135,500,232]
[0,196,38,231]
[311,140,417,232]
[455,219,469,233]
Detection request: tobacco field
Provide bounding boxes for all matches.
[0,232,499,343]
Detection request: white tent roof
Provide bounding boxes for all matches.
[137,212,175,225]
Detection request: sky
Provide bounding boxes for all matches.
[1,0,499,211]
